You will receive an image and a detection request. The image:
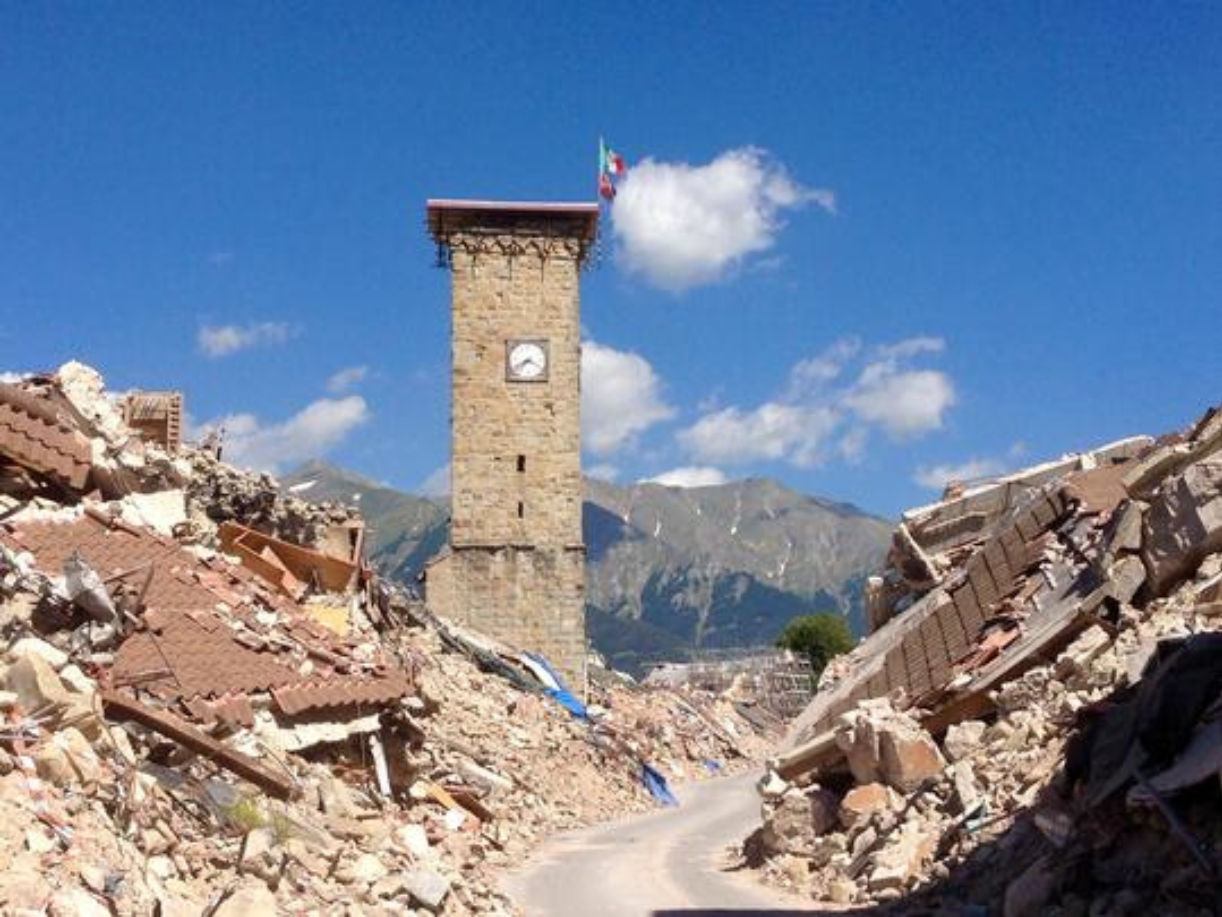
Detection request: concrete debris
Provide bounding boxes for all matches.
[0,360,780,915]
[183,447,362,554]
[116,488,188,537]
[1002,855,1055,917]
[835,699,946,793]
[1142,455,1222,595]
[214,883,279,917]
[642,649,814,719]
[55,361,130,446]
[759,785,839,855]
[748,402,1222,912]
[403,868,453,912]
[866,822,936,894]
[839,782,899,829]
[941,719,985,762]
[5,652,76,718]
[9,634,70,669]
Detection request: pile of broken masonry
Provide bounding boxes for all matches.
[750,403,1222,915]
[0,362,779,916]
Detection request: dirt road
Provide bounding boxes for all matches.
[502,770,817,916]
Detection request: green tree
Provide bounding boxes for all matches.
[775,613,855,682]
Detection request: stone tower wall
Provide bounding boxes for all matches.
[428,220,590,690]
[449,240,583,548]
[425,547,585,676]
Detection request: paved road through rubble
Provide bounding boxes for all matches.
[503,770,818,916]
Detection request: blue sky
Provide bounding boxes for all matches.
[2,2,1219,516]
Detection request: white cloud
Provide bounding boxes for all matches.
[845,363,956,438]
[197,322,292,358]
[420,464,450,497]
[581,340,675,456]
[785,337,861,396]
[195,396,369,474]
[644,466,728,488]
[678,403,840,468]
[913,458,1008,491]
[0,371,28,384]
[326,365,369,394]
[874,336,945,360]
[585,463,620,482]
[838,426,869,463]
[678,335,957,467]
[612,147,834,292]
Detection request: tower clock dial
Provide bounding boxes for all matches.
[507,340,549,381]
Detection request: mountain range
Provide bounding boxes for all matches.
[282,461,892,674]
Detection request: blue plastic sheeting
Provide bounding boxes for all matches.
[703,759,722,773]
[522,652,589,720]
[641,762,679,806]
[519,653,561,691]
[521,651,677,808]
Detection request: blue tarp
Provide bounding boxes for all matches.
[641,762,679,807]
[522,650,679,808]
[522,651,589,720]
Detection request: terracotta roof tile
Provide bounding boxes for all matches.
[793,486,1085,741]
[2,511,416,716]
[0,384,92,489]
[2,513,220,615]
[114,612,301,699]
[186,693,256,728]
[1065,464,1131,515]
[272,669,415,716]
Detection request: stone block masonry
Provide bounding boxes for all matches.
[425,546,587,675]
[425,200,598,690]
[449,244,583,548]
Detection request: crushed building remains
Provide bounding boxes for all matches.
[122,391,184,454]
[750,404,1222,912]
[0,361,781,916]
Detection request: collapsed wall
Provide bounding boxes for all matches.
[0,362,779,916]
[751,404,1222,912]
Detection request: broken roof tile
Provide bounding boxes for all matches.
[0,384,92,489]
[271,669,415,717]
[1065,463,1131,515]
[2,512,220,615]
[114,612,301,700]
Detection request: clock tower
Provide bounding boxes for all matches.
[424,200,597,690]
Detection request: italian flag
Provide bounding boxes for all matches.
[600,138,627,177]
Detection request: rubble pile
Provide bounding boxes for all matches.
[0,363,777,916]
[643,650,815,720]
[750,405,1222,913]
[183,449,362,554]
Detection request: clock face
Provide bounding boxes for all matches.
[507,340,548,381]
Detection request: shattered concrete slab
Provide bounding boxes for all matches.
[750,402,1222,913]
